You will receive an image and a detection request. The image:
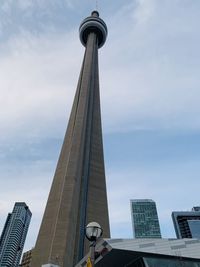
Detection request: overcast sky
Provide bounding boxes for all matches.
[0,0,200,253]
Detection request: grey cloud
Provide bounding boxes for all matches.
[1,0,200,252]
[100,0,200,133]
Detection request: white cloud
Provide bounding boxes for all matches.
[0,29,84,140]
[100,0,200,133]
[133,0,156,25]
[1,0,74,11]
[1,0,200,138]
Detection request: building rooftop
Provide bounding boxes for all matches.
[76,238,200,267]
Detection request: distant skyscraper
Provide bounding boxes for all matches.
[19,248,33,267]
[172,207,200,238]
[0,202,32,267]
[130,199,161,238]
[31,11,110,267]
[192,206,200,212]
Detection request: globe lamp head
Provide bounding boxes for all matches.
[85,222,103,242]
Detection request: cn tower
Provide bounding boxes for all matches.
[31,11,110,267]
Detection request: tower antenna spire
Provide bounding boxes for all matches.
[95,0,98,10]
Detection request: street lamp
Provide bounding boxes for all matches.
[85,222,103,266]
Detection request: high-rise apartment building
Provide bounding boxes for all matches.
[130,199,161,238]
[0,202,32,267]
[172,207,200,238]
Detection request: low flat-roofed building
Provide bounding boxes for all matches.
[75,238,200,267]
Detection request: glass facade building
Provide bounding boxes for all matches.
[130,199,161,238]
[188,220,200,238]
[0,202,32,267]
[172,207,200,238]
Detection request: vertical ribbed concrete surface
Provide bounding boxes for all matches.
[31,13,110,267]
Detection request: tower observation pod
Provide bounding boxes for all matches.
[31,11,110,267]
[79,11,107,48]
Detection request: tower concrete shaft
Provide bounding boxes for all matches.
[31,11,110,267]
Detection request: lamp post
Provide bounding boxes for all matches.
[85,222,103,267]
